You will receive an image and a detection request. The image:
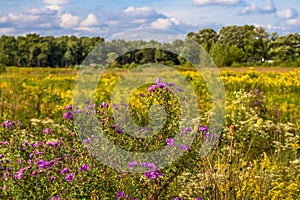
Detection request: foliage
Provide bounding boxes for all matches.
[1,25,300,68]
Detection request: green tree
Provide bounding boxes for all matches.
[0,35,17,66]
[210,42,231,67]
[187,28,217,53]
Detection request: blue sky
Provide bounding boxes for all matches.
[0,0,300,38]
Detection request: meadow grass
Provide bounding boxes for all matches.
[0,66,299,199]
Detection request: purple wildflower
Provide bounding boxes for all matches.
[110,123,119,130]
[166,138,174,146]
[83,139,91,144]
[32,143,38,148]
[80,164,90,172]
[14,169,24,180]
[158,82,165,88]
[0,154,3,159]
[50,195,60,200]
[47,141,59,147]
[178,144,189,151]
[166,82,175,87]
[101,101,109,108]
[213,134,221,141]
[43,128,52,135]
[254,100,263,106]
[175,86,183,92]
[144,170,162,179]
[2,120,15,128]
[204,132,211,142]
[49,175,55,182]
[116,191,124,199]
[63,111,73,119]
[116,128,124,134]
[60,168,68,175]
[36,160,52,169]
[196,197,202,200]
[148,85,157,92]
[127,161,138,168]
[141,162,157,171]
[198,126,208,132]
[156,78,162,83]
[64,104,73,110]
[112,104,119,110]
[86,104,96,109]
[183,127,193,134]
[65,173,75,182]
[0,141,9,145]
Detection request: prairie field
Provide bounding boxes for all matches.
[0,66,299,199]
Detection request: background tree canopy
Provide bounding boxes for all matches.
[1,25,300,67]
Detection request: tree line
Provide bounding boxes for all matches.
[0,25,300,68]
[0,34,104,67]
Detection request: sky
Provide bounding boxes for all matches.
[0,0,300,38]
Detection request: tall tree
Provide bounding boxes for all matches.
[0,35,17,66]
[187,28,217,53]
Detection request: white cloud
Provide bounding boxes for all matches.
[8,13,40,22]
[239,0,276,15]
[38,23,53,28]
[60,13,80,28]
[44,0,69,5]
[132,18,147,24]
[193,0,241,6]
[0,27,15,34]
[0,16,7,23]
[80,14,98,27]
[151,18,173,28]
[75,26,101,34]
[266,24,287,31]
[170,17,180,25]
[105,20,119,26]
[45,4,63,11]
[27,7,57,15]
[286,18,300,26]
[276,8,298,19]
[124,6,157,16]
